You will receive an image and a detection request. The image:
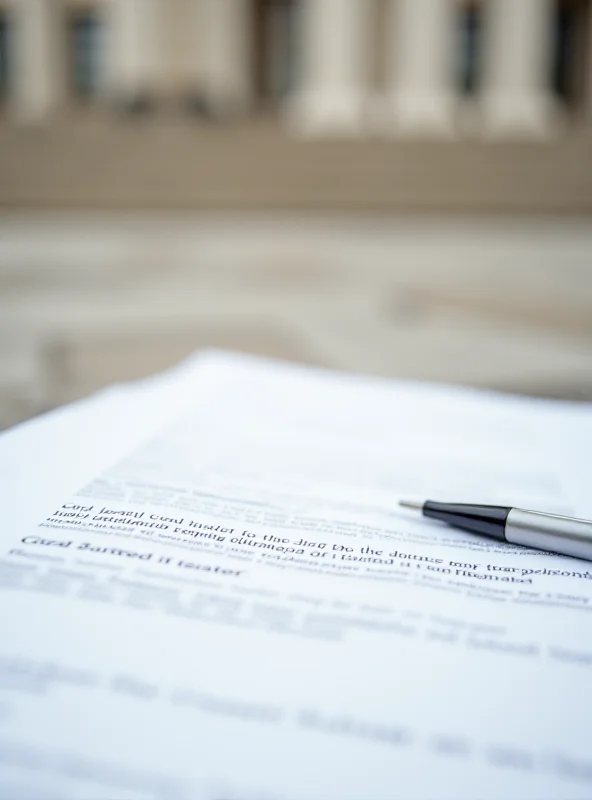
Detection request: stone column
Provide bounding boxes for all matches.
[286,0,371,136]
[160,0,192,100]
[482,0,556,137]
[107,0,163,110]
[12,0,64,123]
[197,0,252,115]
[383,0,457,136]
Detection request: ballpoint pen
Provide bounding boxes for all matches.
[399,500,592,562]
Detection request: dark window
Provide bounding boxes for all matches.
[458,2,482,97]
[252,0,300,105]
[550,0,590,107]
[0,11,10,99]
[553,3,576,99]
[68,10,103,99]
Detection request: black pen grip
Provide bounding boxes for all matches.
[423,501,511,540]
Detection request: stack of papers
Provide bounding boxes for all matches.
[1,350,591,799]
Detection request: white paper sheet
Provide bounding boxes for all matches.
[1,351,591,799]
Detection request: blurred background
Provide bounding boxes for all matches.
[0,0,591,428]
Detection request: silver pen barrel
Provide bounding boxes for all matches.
[505,509,592,562]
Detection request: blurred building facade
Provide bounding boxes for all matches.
[0,0,591,137]
[1,3,592,430]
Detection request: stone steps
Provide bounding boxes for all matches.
[1,212,592,431]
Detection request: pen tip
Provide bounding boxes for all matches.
[399,500,424,511]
